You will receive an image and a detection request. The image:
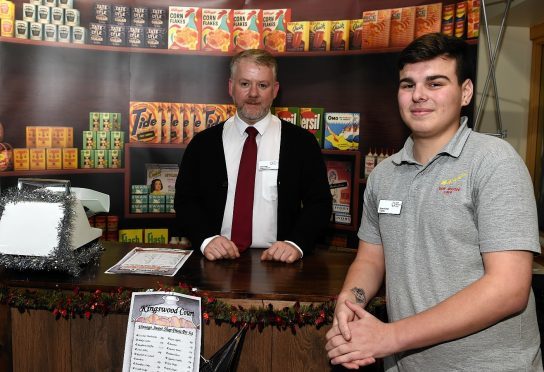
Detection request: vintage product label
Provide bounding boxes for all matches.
[349,18,363,50]
[44,23,57,41]
[309,20,331,51]
[204,104,228,128]
[0,0,15,19]
[129,101,161,143]
[46,148,62,169]
[131,185,149,194]
[192,104,206,134]
[233,9,263,51]
[119,229,144,242]
[324,112,360,150]
[330,20,349,51]
[96,131,110,149]
[150,8,167,28]
[108,24,126,46]
[263,9,290,52]
[326,159,352,216]
[441,4,455,36]
[159,102,171,143]
[454,1,467,39]
[89,112,100,131]
[13,148,30,171]
[107,149,122,168]
[72,26,85,43]
[415,3,442,38]
[144,229,168,243]
[169,102,182,144]
[35,126,52,147]
[286,21,309,52]
[201,8,233,52]
[1,18,13,37]
[37,5,50,24]
[390,7,415,47]
[111,112,121,130]
[29,148,46,170]
[467,0,480,39]
[64,8,79,26]
[51,7,63,25]
[144,27,166,49]
[23,3,36,22]
[29,0,41,5]
[131,194,148,204]
[62,148,77,169]
[273,107,299,125]
[89,22,106,45]
[168,6,201,50]
[15,20,28,38]
[148,195,165,204]
[181,103,193,144]
[57,24,70,42]
[93,3,110,24]
[131,7,148,27]
[51,126,71,147]
[110,131,124,149]
[300,107,324,146]
[26,126,36,147]
[82,130,96,149]
[112,5,129,26]
[362,9,391,49]
[94,149,107,168]
[127,26,144,48]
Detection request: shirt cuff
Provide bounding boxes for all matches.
[201,235,219,254]
[285,240,303,258]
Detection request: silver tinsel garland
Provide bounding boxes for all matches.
[0,187,103,276]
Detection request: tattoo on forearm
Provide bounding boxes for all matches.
[351,287,367,306]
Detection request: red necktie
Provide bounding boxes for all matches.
[231,126,258,252]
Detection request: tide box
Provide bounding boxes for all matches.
[118,229,143,243]
[324,112,360,150]
[390,7,415,48]
[169,102,182,144]
[233,9,263,51]
[29,148,46,170]
[129,101,161,143]
[62,148,77,169]
[286,21,309,52]
[46,147,62,169]
[204,104,229,128]
[168,6,201,50]
[349,18,363,50]
[13,148,29,171]
[181,103,193,145]
[415,3,442,38]
[262,9,290,53]
[309,20,331,52]
[201,8,233,52]
[362,9,391,49]
[273,107,299,125]
[192,103,206,134]
[330,20,349,51]
[300,107,324,146]
[159,102,171,143]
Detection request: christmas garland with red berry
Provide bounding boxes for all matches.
[0,282,386,333]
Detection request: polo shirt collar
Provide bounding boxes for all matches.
[234,112,271,137]
[391,116,472,166]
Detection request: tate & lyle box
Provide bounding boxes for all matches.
[107,24,126,47]
[324,112,360,151]
[232,9,263,51]
[131,6,148,27]
[112,5,130,26]
[262,9,290,53]
[93,3,111,24]
[201,8,234,52]
[144,27,166,49]
[286,21,309,52]
[299,107,324,147]
[362,9,391,49]
[89,22,107,45]
[127,26,144,48]
[168,6,201,51]
[129,101,161,143]
[309,20,331,52]
[150,8,167,28]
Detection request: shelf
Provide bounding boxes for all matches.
[125,213,175,219]
[0,37,478,57]
[0,168,125,177]
[126,143,187,150]
[322,149,360,156]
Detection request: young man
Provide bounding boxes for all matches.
[174,49,331,263]
[326,33,542,371]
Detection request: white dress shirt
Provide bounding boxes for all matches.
[201,112,303,256]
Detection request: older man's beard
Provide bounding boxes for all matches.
[234,99,271,124]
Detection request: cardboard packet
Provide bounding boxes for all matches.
[330,20,349,51]
[181,103,193,144]
[263,9,290,52]
[129,101,161,143]
[170,102,183,144]
[273,107,299,125]
[415,3,442,38]
[233,9,263,51]
[390,7,415,48]
[362,9,391,49]
[286,21,309,52]
[159,102,171,143]
[300,107,324,146]
[168,6,201,50]
[201,8,233,52]
[309,20,331,51]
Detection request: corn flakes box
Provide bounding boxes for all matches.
[415,3,442,39]
[110,131,124,149]
[467,0,480,39]
[330,20,349,51]
[362,9,391,49]
[35,126,52,148]
[192,103,206,134]
[129,101,161,143]
[26,126,36,147]
[159,102,171,143]
[29,148,46,170]
[263,9,290,53]
[201,8,233,52]
[300,107,324,147]
[80,149,94,168]
[273,107,299,125]
[349,18,363,50]
[62,147,77,169]
[441,3,455,37]
[168,6,201,50]
[309,20,331,52]
[204,104,228,128]
[233,9,263,51]
[170,102,182,144]
[13,148,29,171]
[286,21,309,52]
[390,7,415,47]
[46,148,62,169]
[181,103,193,144]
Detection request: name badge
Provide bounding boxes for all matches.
[259,160,279,170]
[378,200,402,215]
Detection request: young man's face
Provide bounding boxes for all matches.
[398,56,473,141]
[229,59,279,125]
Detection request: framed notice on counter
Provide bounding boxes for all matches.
[105,247,192,276]
[122,292,202,372]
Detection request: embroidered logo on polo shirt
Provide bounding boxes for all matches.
[438,172,467,195]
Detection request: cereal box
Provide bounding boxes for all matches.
[62,148,77,169]
[94,149,107,168]
[26,126,36,147]
[324,112,360,151]
[29,148,46,170]
[309,20,331,52]
[201,8,233,52]
[35,126,52,148]
[46,148,62,169]
[286,21,309,52]
[80,149,94,168]
[96,131,110,149]
[110,131,124,149]
[170,102,182,144]
[300,108,324,146]
[129,101,161,143]
[107,149,122,168]
[273,107,299,125]
[330,20,349,51]
[390,7,415,48]
[467,0,480,39]
[159,102,171,143]
[415,3,442,39]
[441,3,455,37]
[204,104,228,128]
[181,103,193,144]
[168,6,201,50]
[349,18,363,50]
[13,148,29,171]
[233,9,263,51]
[362,9,391,49]
[454,1,467,39]
[192,103,206,134]
[262,9,291,53]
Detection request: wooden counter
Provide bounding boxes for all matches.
[0,242,364,372]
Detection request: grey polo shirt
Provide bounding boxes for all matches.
[359,117,542,371]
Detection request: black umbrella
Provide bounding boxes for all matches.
[200,324,248,372]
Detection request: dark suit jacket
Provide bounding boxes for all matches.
[174,119,332,254]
